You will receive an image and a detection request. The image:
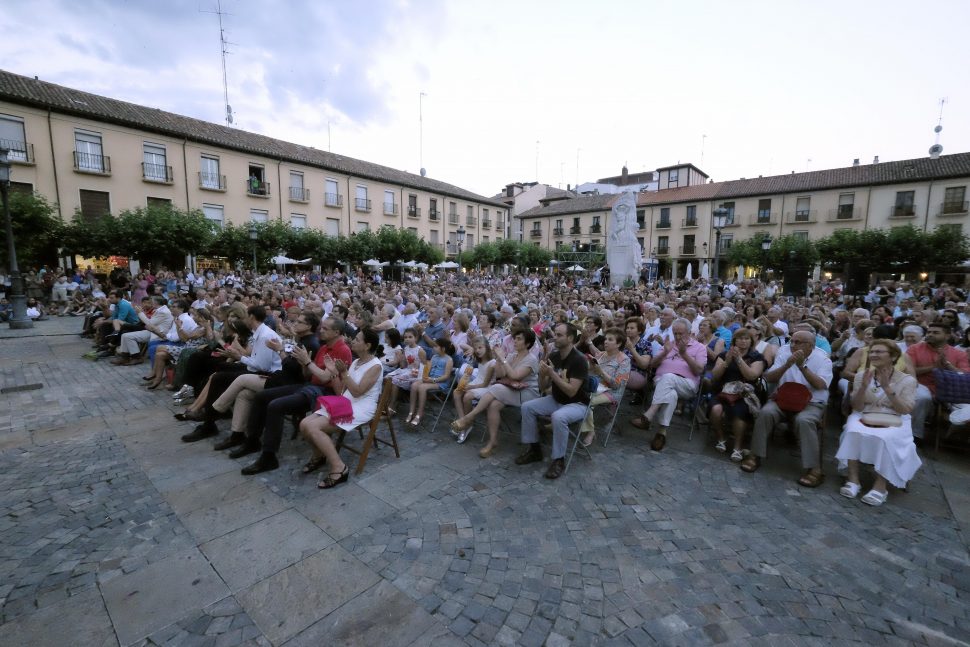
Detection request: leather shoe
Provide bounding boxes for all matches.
[650,432,666,452]
[514,444,543,465]
[242,452,279,475]
[181,423,217,443]
[544,458,565,479]
[229,440,261,459]
[213,432,245,451]
[630,416,651,430]
[110,354,130,366]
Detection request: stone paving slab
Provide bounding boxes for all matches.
[0,586,117,647]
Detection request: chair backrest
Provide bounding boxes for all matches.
[368,377,393,431]
[933,369,970,404]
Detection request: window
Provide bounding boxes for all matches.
[78,189,110,221]
[943,187,967,214]
[637,237,645,253]
[757,199,771,223]
[0,114,28,162]
[203,204,224,228]
[721,202,736,221]
[682,234,695,254]
[142,143,169,182]
[838,193,855,219]
[74,130,107,172]
[356,221,370,233]
[483,235,489,244]
[532,222,542,233]
[406,226,418,235]
[200,156,222,189]
[795,197,811,221]
[289,172,307,201]
[555,219,563,234]
[466,234,474,248]
[430,198,438,217]
[355,185,369,211]
[685,205,697,226]
[290,214,306,229]
[893,191,915,217]
[325,218,340,236]
[384,190,396,215]
[659,208,671,227]
[592,215,601,226]
[449,201,457,216]
[325,179,340,206]
[939,223,962,236]
[247,165,268,195]
[657,236,669,254]
[147,197,172,209]
[571,217,580,233]
[429,230,439,244]
[250,209,268,223]
[719,234,734,252]
[467,205,474,219]
[636,209,645,229]
[792,231,809,241]
[668,169,679,188]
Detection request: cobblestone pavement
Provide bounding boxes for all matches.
[2,318,970,646]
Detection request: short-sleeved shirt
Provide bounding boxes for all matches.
[715,349,765,388]
[312,338,353,387]
[907,341,970,394]
[550,347,589,405]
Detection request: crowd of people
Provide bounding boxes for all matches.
[48,262,970,498]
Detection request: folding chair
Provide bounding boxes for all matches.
[334,377,400,475]
[598,381,628,448]
[428,376,459,434]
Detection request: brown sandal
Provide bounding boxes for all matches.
[740,455,760,473]
[797,469,825,488]
[302,455,327,474]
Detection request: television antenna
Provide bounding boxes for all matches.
[201,0,236,127]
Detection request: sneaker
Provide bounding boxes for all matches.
[730,449,744,462]
[514,444,543,465]
[172,386,189,399]
[715,440,727,452]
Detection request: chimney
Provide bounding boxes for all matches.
[873,155,879,164]
[621,165,629,184]
[853,158,860,166]
[567,184,571,191]
[506,184,514,198]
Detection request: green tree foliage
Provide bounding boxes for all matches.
[724,232,817,274]
[815,225,969,272]
[1,191,64,267]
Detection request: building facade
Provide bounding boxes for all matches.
[519,158,970,278]
[0,70,507,258]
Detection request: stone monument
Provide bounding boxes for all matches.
[606,192,642,287]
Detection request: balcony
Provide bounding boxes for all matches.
[785,210,817,224]
[408,206,422,218]
[530,229,543,238]
[589,224,601,234]
[681,218,698,228]
[289,186,310,202]
[199,172,226,191]
[553,227,564,236]
[354,198,371,212]
[1,139,34,164]
[482,219,492,228]
[428,209,439,220]
[467,216,477,227]
[656,246,670,256]
[447,213,458,225]
[142,162,173,184]
[678,245,696,256]
[828,206,861,222]
[637,220,646,230]
[719,215,740,227]
[940,201,969,216]
[749,212,777,226]
[384,202,398,215]
[325,192,343,207]
[656,219,671,229]
[570,225,581,234]
[246,179,270,197]
[73,151,111,175]
[889,206,917,219]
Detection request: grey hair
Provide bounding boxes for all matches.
[672,318,692,332]
[902,325,924,339]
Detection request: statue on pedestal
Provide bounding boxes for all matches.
[606,192,642,287]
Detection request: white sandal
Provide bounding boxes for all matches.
[840,481,861,499]
[715,440,727,453]
[861,489,888,506]
[730,449,743,462]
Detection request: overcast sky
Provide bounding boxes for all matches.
[4,0,969,197]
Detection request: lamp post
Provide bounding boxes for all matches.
[248,222,258,273]
[712,207,729,283]
[0,147,31,329]
[456,225,466,282]
[760,234,773,283]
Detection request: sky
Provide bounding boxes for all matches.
[3,0,969,198]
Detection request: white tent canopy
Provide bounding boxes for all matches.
[415,262,429,269]
[399,260,417,267]
[566,265,584,272]
[363,259,389,268]
[435,261,460,269]
[271,255,311,265]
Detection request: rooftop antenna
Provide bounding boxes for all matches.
[419,92,427,176]
[535,140,540,183]
[201,0,235,127]
[700,134,707,167]
[929,97,947,159]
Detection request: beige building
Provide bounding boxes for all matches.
[519,157,970,278]
[0,69,507,258]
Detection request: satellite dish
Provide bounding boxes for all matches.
[420,168,426,177]
[934,125,943,133]
[929,144,943,158]
[227,105,234,124]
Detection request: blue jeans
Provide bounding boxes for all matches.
[520,396,588,460]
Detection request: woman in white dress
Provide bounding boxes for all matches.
[836,339,921,506]
[299,328,384,489]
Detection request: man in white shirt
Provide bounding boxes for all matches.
[113,297,174,366]
[741,331,832,487]
[647,309,677,356]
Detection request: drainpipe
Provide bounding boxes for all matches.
[862,187,871,231]
[181,139,190,210]
[778,195,786,236]
[277,160,284,221]
[46,110,62,219]
[346,176,352,235]
[923,181,933,232]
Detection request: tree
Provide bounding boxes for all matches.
[1,191,64,268]
[518,242,552,269]
[925,225,970,268]
[815,225,970,273]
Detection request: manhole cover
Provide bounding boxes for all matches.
[0,383,43,394]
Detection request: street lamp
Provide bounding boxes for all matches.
[760,234,773,283]
[248,222,258,272]
[456,225,466,280]
[0,147,31,329]
[712,207,729,283]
